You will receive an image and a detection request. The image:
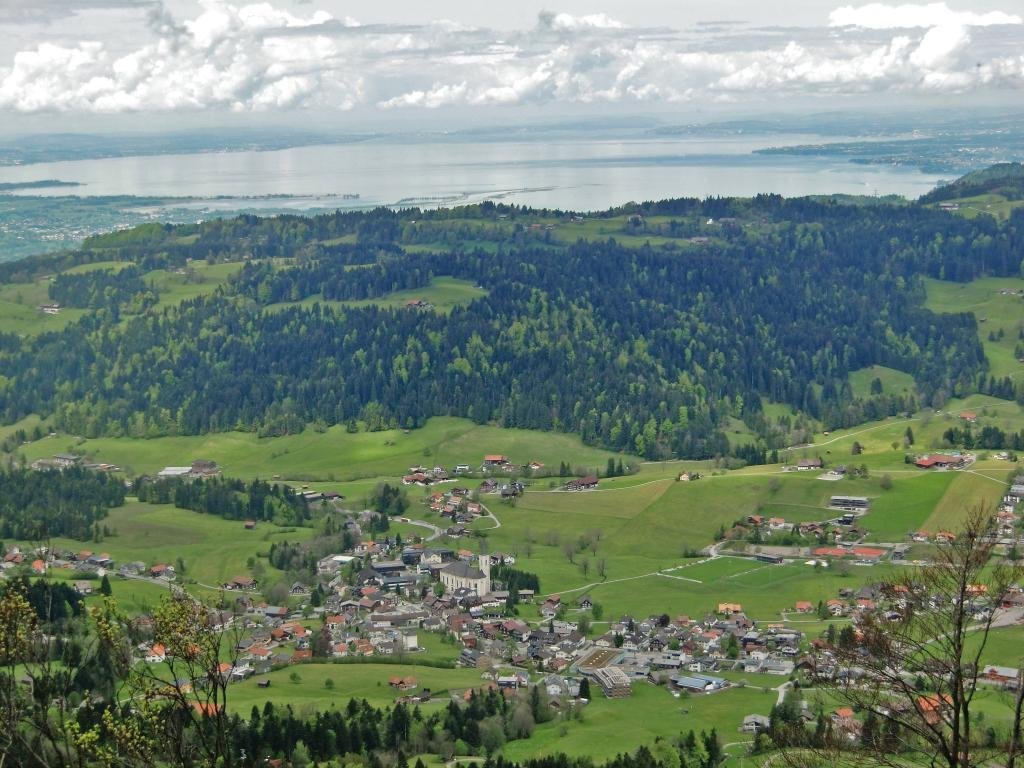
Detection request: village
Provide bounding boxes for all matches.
[5,444,1024,747]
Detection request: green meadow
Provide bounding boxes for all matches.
[14,500,313,589]
[144,260,245,310]
[0,259,243,338]
[16,415,630,482]
[501,683,772,762]
[848,365,916,400]
[568,560,895,622]
[265,276,487,316]
[227,662,487,713]
[930,193,1024,222]
[0,273,88,335]
[925,277,1024,380]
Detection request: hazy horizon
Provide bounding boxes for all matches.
[1,1,1021,136]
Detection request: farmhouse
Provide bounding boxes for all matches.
[741,714,771,734]
[797,458,823,470]
[914,454,965,469]
[149,564,175,580]
[482,454,509,467]
[189,459,219,477]
[983,665,1020,688]
[566,475,599,491]
[53,453,80,469]
[226,575,257,591]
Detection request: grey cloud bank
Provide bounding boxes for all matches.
[0,1,1021,115]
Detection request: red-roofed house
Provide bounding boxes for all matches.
[915,455,964,469]
[917,694,952,725]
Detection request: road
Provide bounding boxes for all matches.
[403,517,443,541]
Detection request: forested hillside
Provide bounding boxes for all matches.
[1,192,1022,460]
[921,163,1024,203]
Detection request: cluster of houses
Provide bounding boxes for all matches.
[427,488,485,523]
[996,475,1024,542]
[29,453,119,473]
[1,544,181,587]
[802,580,1019,679]
[733,495,879,556]
[401,455,549,488]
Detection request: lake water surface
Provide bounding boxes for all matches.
[0,134,946,211]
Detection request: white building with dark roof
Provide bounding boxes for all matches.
[440,554,491,596]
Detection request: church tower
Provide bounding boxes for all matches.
[478,551,491,596]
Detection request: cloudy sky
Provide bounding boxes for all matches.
[0,0,1021,131]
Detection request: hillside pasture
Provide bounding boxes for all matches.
[500,682,771,763]
[14,415,632,483]
[925,277,1024,380]
[226,662,485,712]
[12,500,314,589]
[848,365,916,400]
[573,559,897,621]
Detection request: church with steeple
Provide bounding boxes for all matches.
[439,552,491,596]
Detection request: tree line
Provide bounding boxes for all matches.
[0,465,125,540]
[134,475,312,526]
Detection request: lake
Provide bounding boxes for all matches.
[0,134,946,211]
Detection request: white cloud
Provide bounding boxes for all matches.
[829,2,1022,29]
[0,1,357,112]
[908,23,970,68]
[538,11,624,31]
[0,2,1022,114]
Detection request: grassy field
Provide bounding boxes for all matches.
[470,461,958,614]
[862,471,957,541]
[45,567,178,614]
[267,277,488,316]
[920,471,1006,533]
[925,277,1024,380]
[145,261,244,310]
[501,682,771,762]
[227,662,486,713]
[63,260,133,275]
[13,500,314,588]
[848,365,916,400]
[15,415,632,482]
[931,193,1024,222]
[0,272,88,335]
[570,560,896,622]
[0,413,44,443]
[0,259,241,337]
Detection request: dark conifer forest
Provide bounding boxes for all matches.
[1,193,1021,460]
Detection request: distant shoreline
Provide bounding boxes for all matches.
[0,179,82,191]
